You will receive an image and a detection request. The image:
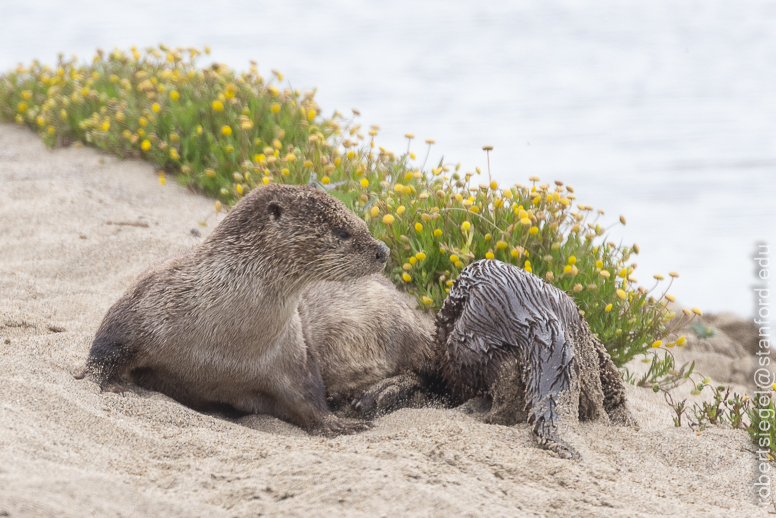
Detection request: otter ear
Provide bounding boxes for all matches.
[267,202,283,221]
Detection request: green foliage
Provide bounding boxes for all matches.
[749,394,776,457]
[0,44,691,367]
[663,382,752,433]
[623,350,695,391]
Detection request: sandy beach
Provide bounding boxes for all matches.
[0,123,766,517]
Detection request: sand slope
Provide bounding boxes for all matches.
[0,124,766,517]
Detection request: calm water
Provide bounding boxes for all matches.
[2,0,774,315]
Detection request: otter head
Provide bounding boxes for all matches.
[214,184,389,284]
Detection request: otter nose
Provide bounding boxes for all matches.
[375,241,389,263]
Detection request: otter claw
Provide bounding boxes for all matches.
[100,383,128,395]
[315,416,375,437]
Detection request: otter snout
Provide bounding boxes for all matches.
[376,241,389,263]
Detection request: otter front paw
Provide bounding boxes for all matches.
[351,373,425,418]
[312,415,376,437]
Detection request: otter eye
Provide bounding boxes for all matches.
[336,230,351,241]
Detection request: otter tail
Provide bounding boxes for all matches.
[76,324,136,392]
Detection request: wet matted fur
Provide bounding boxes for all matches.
[434,259,637,458]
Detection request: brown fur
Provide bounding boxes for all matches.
[299,274,436,416]
[77,184,390,436]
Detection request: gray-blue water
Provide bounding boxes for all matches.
[2,0,774,316]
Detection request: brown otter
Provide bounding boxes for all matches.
[77,184,390,436]
[434,259,638,458]
[299,274,437,415]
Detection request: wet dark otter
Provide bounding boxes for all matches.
[76,184,390,436]
[434,259,637,458]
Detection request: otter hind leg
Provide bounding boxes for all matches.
[593,338,639,428]
[485,357,528,426]
[575,330,608,423]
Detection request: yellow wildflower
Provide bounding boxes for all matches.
[692,307,703,316]
[360,178,369,188]
[402,273,412,282]
[415,222,423,232]
[383,214,395,224]
[170,90,179,101]
[599,270,611,279]
[651,340,662,348]
[616,289,627,300]
[461,221,471,232]
[422,296,433,305]
[141,140,151,151]
[433,229,442,237]
[212,100,224,111]
[416,252,426,260]
[152,103,160,113]
[605,303,613,312]
[397,205,406,215]
[665,294,676,302]
[496,240,507,250]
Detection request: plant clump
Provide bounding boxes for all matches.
[0,45,692,368]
